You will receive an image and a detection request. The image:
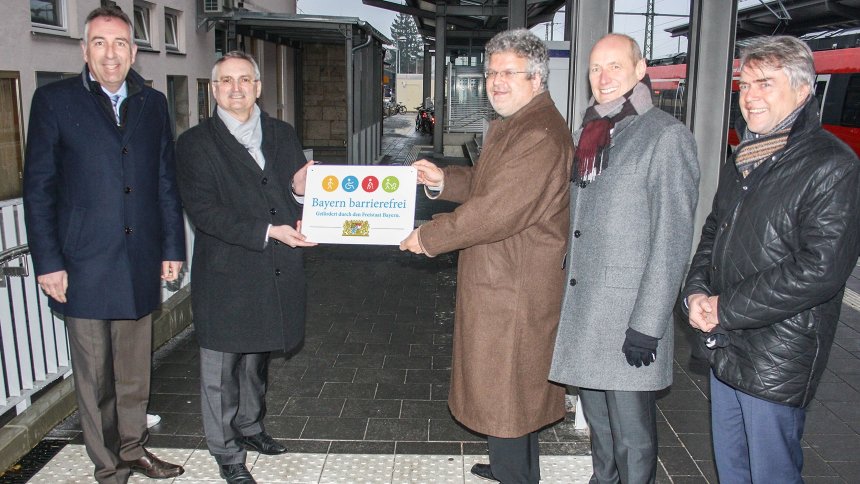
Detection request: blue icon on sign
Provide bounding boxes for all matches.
[342,176,359,192]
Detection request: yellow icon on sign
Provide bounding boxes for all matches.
[322,175,339,192]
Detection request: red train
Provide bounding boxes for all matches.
[646,47,860,155]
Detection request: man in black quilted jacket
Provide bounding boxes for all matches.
[684,35,860,484]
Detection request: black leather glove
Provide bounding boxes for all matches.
[622,328,659,368]
[703,327,729,349]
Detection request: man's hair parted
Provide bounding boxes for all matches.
[485,28,549,90]
[211,51,262,81]
[739,35,815,90]
[83,6,133,42]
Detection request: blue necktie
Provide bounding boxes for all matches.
[110,94,121,125]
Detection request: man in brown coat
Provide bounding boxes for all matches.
[400,29,572,483]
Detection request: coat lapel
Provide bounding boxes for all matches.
[121,90,146,146]
[209,113,264,173]
[260,114,279,171]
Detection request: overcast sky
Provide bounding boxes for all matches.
[295,0,764,60]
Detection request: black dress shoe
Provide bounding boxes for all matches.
[220,463,257,484]
[238,431,287,455]
[126,449,184,479]
[470,463,499,482]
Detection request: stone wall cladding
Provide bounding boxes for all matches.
[303,43,347,149]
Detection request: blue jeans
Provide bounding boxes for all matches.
[710,371,806,484]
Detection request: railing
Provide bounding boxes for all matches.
[0,198,194,418]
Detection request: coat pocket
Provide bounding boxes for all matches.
[62,206,86,255]
[604,265,643,289]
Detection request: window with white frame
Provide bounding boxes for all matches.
[164,11,179,51]
[31,0,65,29]
[133,3,151,46]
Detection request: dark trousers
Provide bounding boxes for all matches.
[710,371,805,484]
[579,388,657,484]
[487,431,540,484]
[199,347,270,465]
[66,315,152,484]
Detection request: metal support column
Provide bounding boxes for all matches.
[346,25,354,164]
[684,0,737,250]
[508,0,527,30]
[561,0,613,431]
[423,44,432,102]
[227,20,238,52]
[564,0,573,41]
[433,8,446,155]
[566,0,612,130]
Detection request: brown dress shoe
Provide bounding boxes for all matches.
[126,449,185,479]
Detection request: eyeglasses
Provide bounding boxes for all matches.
[484,70,531,80]
[212,76,258,87]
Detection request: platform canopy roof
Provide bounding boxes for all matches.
[202,11,393,46]
[667,0,860,40]
[362,0,567,50]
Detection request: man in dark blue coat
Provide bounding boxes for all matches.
[23,6,185,484]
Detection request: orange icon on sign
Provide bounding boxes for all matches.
[322,175,339,192]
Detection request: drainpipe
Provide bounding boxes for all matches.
[349,32,373,165]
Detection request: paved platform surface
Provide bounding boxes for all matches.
[5,114,860,483]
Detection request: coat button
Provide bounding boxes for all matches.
[573,230,581,238]
[712,265,717,271]
[721,222,728,229]
[122,147,129,155]
[261,177,268,185]
[270,208,277,215]
[275,269,281,276]
[124,226,132,234]
[579,181,587,189]
[273,240,281,245]
[569,278,577,286]
[124,186,132,194]
[742,186,748,191]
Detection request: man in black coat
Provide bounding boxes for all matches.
[684,35,860,483]
[23,6,185,483]
[175,51,315,484]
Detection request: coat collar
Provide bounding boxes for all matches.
[80,65,147,142]
[734,94,820,149]
[80,64,144,97]
[496,90,555,125]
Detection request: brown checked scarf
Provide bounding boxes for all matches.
[734,98,806,178]
[572,75,654,184]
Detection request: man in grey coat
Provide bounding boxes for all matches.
[549,34,699,483]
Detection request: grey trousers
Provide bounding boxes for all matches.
[579,388,657,484]
[487,431,540,484]
[66,315,152,484]
[199,347,270,465]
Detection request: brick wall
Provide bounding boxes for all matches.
[302,43,347,155]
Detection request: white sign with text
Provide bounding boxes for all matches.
[301,165,417,245]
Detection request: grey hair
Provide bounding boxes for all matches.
[739,36,815,90]
[485,28,549,90]
[83,6,133,44]
[211,51,261,81]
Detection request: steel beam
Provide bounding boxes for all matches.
[566,0,612,130]
[684,0,737,251]
[433,8,446,155]
[509,0,528,29]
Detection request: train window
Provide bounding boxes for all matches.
[840,74,860,128]
[729,91,741,129]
